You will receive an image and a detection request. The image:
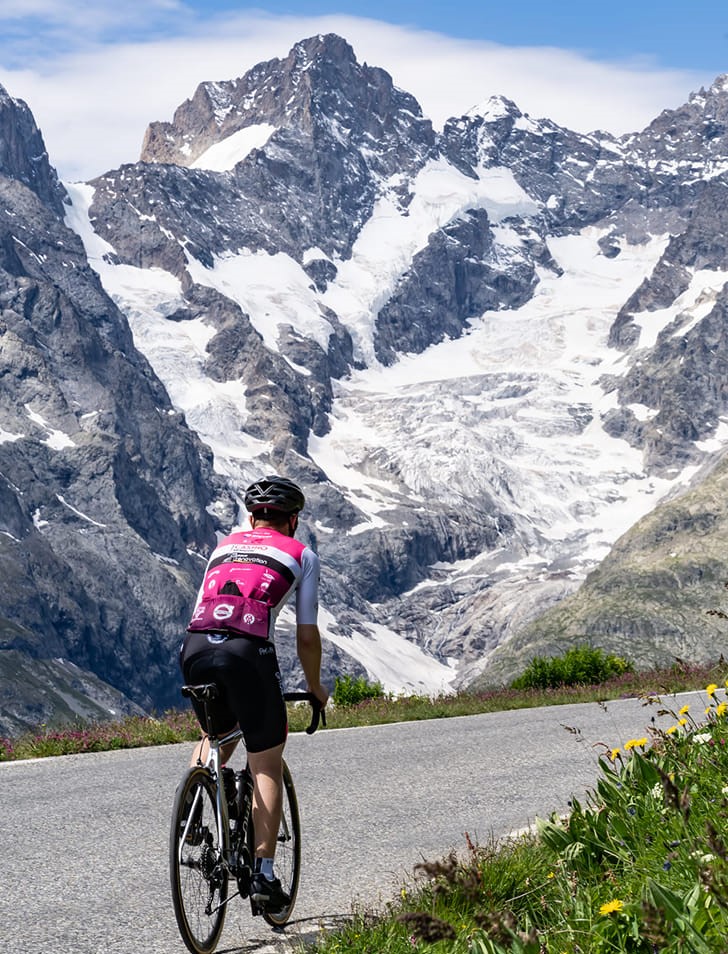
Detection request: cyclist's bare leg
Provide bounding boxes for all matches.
[189,730,240,767]
[247,742,285,858]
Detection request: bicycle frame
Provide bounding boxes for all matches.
[196,694,321,882]
[208,728,242,861]
[187,696,245,907]
[171,684,324,951]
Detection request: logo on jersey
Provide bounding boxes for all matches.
[187,593,270,638]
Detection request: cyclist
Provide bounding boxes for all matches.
[179,475,328,911]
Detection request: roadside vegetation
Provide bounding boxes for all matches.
[4,649,728,950]
[308,673,728,953]
[0,652,723,761]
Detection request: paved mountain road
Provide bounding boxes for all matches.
[0,691,704,954]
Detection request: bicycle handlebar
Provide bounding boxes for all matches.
[182,683,326,735]
[283,691,327,734]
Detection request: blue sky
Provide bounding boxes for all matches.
[0,1,722,180]
[181,0,728,71]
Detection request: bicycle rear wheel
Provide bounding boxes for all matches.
[170,766,229,954]
[261,759,301,927]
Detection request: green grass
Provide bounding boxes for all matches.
[1,658,725,761]
[0,708,202,761]
[511,645,633,691]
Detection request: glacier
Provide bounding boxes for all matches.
[62,149,711,695]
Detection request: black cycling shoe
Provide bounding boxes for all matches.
[250,873,290,912]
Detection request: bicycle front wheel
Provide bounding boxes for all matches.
[262,759,301,927]
[170,766,229,954]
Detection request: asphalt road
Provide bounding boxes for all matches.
[0,689,706,954]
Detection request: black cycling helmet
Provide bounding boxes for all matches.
[244,475,305,515]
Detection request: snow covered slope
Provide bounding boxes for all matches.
[62,36,728,693]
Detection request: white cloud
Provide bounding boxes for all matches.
[0,0,183,33]
[0,11,713,182]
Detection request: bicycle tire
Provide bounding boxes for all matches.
[170,766,229,954]
[250,759,302,927]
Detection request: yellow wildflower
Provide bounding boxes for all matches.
[706,683,718,697]
[679,704,690,715]
[599,899,624,915]
[610,747,621,760]
[679,718,687,726]
[666,726,678,735]
[717,702,727,717]
[625,736,648,749]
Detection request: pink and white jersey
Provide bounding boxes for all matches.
[192,527,319,639]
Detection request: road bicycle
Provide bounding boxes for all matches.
[169,684,325,954]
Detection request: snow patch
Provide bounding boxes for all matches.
[696,419,728,453]
[467,96,514,123]
[323,158,540,365]
[25,406,75,450]
[303,246,333,266]
[632,268,728,348]
[56,495,106,528]
[190,124,276,172]
[627,403,658,422]
[63,182,116,260]
[186,249,335,356]
[318,607,457,696]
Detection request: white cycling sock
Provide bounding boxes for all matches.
[256,857,275,880]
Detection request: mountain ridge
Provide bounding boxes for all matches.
[2,35,728,732]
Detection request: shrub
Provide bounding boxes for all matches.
[511,644,634,691]
[332,674,385,707]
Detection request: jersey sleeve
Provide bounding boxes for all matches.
[295,547,320,625]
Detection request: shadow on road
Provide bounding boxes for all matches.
[218,912,353,952]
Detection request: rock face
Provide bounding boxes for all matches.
[0,86,229,734]
[478,449,728,686]
[137,33,435,265]
[5,38,728,730]
[0,87,66,215]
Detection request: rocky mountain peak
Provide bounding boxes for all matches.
[98,34,440,297]
[467,94,523,122]
[624,71,728,173]
[140,33,434,179]
[0,84,65,215]
[690,72,728,108]
[284,31,361,80]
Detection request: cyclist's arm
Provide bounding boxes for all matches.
[295,548,327,707]
[296,623,328,708]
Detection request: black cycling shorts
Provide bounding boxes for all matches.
[179,631,287,753]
